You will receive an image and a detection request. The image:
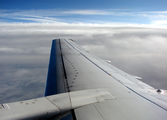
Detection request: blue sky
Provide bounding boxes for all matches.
[1,0,167,25]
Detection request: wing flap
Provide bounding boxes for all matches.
[0,88,114,120]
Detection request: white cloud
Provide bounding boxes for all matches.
[14,69,30,77]
[34,47,50,54]
[63,10,111,15]
[151,20,167,25]
[1,9,167,25]
[0,47,22,53]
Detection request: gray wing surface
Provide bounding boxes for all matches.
[60,39,167,120]
[0,39,167,120]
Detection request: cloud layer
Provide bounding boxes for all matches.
[0,23,167,103]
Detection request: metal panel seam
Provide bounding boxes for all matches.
[126,86,167,111]
[45,97,61,113]
[93,104,106,120]
[59,39,70,92]
[68,92,73,109]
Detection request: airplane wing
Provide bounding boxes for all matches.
[0,39,167,120]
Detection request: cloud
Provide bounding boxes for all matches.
[63,10,111,15]
[0,23,167,104]
[151,20,167,25]
[1,9,167,25]
[14,69,30,77]
[0,47,21,53]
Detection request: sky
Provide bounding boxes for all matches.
[1,0,167,25]
[0,0,167,103]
